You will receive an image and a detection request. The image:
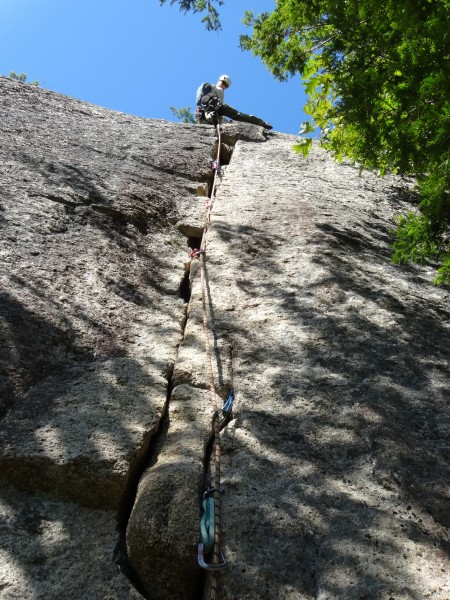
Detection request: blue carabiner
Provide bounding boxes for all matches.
[222,388,235,415]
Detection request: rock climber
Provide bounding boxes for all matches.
[195,74,273,130]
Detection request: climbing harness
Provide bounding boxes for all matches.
[195,122,234,597]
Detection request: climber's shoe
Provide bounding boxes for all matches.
[263,122,273,130]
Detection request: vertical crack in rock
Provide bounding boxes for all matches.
[179,237,203,304]
[0,78,272,600]
[124,131,281,600]
[114,382,176,598]
[115,226,212,597]
[113,137,240,597]
[179,267,193,304]
[116,232,206,598]
[120,237,209,598]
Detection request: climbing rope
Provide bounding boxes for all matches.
[195,123,231,597]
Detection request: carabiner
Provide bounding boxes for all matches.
[198,543,228,571]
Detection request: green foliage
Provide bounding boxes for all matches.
[9,71,27,82]
[159,0,223,30]
[393,160,450,283]
[7,71,39,86]
[163,0,450,282]
[392,213,440,266]
[170,105,196,123]
[241,0,450,283]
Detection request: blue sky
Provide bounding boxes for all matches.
[0,0,308,134]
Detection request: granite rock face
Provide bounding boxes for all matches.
[1,77,449,600]
[126,384,213,599]
[0,481,142,600]
[197,136,450,599]
[0,76,216,598]
[128,134,449,599]
[0,77,215,504]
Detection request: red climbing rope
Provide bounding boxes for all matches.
[196,124,228,597]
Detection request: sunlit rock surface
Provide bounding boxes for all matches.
[0,76,213,598]
[133,134,449,599]
[1,77,448,600]
[196,136,450,600]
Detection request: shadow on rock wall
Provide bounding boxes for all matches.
[211,213,449,598]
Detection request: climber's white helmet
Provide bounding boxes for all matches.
[218,74,231,88]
